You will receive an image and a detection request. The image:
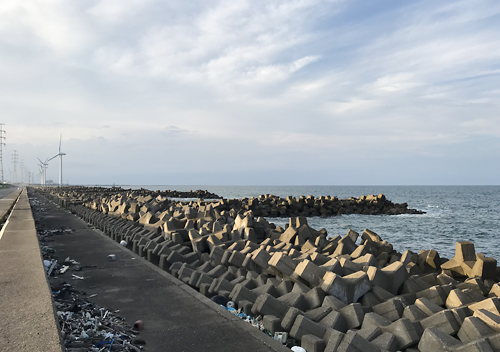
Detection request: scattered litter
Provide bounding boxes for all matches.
[120,240,127,246]
[133,320,144,331]
[107,254,116,261]
[29,192,146,351]
[47,260,58,276]
[59,265,70,274]
[291,347,306,352]
[274,332,288,344]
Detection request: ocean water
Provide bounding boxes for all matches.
[120,185,500,260]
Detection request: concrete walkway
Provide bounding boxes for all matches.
[0,188,63,352]
[30,190,290,352]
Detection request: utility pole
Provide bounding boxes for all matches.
[20,160,24,184]
[0,124,5,183]
[12,150,18,184]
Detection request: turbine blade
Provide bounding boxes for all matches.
[48,155,58,161]
[59,134,62,153]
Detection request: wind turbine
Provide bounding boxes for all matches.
[37,158,49,185]
[48,134,66,186]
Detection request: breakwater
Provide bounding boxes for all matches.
[36,186,500,352]
[40,186,424,223]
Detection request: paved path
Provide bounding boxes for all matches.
[30,190,290,352]
[0,188,62,352]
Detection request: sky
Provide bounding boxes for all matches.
[1,0,499,185]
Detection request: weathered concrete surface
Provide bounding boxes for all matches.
[30,190,290,352]
[0,188,63,352]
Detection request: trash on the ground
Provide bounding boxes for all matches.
[29,195,147,351]
[88,294,97,298]
[274,332,288,344]
[120,240,127,246]
[226,301,235,309]
[47,260,58,276]
[291,347,306,352]
[59,265,70,274]
[107,254,116,261]
[133,320,144,331]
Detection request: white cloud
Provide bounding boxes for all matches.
[1,0,500,184]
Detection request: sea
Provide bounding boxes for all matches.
[117,185,500,261]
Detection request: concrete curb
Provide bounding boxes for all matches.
[0,188,63,352]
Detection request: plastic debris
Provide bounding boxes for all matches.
[120,240,127,246]
[107,254,116,261]
[291,347,306,352]
[274,332,288,344]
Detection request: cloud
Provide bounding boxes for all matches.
[1,0,500,184]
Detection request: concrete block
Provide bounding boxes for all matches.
[324,329,345,352]
[416,285,448,306]
[371,332,399,352]
[367,261,408,295]
[340,303,365,329]
[252,282,279,298]
[302,334,326,352]
[276,280,294,296]
[263,315,283,335]
[418,326,461,352]
[281,307,302,332]
[361,312,391,330]
[319,310,347,333]
[336,330,380,352]
[402,276,433,294]
[305,307,332,323]
[289,315,326,341]
[228,250,246,267]
[441,241,476,278]
[359,291,382,307]
[250,247,272,269]
[419,249,442,272]
[446,288,475,309]
[268,252,297,277]
[292,259,327,288]
[489,284,500,298]
[403,304,428,322]
[469,298,500,315]
[252,293,289,319]
[321,271,372,305]
[458,316,495,343]
[415,297,445,316]
[471,253,497,281]
[382,318,420,349]
[421,310,461,335]
[322,295,346,311]
[371,285,395,302]
[457,277,489,296]
[230,283,258,304]
[206,264,228,278]
[305,287,326,310]
[278,292,310,312]
[373,298,404,322]
[474,309,500,332]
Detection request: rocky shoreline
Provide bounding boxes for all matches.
[35,186,500,352]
